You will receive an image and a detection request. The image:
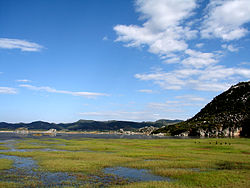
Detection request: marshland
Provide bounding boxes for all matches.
[0,133,249,187]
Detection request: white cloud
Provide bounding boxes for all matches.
[239,62,250,66]
[102,36,108,41]
[19,84,108,98]
[0,38,43,51]
[164,57,180,64]
[114,0,197,56]
[201,0,250,40]
[115,0,250,93]
[221,44,239,52]
[148,101,202,109]
[137,89,153,93]
[79,111,161,121]
[135,65,250,92]
[0,87,17,94]
[16,79,31,83]
[175,95,206,102]
[182,49,219,68]
[195,43,204,48]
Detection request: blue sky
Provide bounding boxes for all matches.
[0,0,250,123]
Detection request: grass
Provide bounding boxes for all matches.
[0,138,249,187]
[0,146,8,150]
[0,182,21,188]
[0,158,13,170]
[0,142,8,150]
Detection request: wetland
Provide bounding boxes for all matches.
[0,133,249,187]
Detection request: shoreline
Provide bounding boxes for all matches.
[0,130,158,136]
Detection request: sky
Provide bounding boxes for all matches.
[0,0,250,123]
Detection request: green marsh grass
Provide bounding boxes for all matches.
[0,138,249,187]
[0,158,13,170]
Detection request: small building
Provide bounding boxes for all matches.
[44,129,57,136]
[15,127,29,134]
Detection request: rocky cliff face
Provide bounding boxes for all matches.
[153,81,250,137]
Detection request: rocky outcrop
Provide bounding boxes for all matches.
[153,81,250,137]
[138,126,157,134]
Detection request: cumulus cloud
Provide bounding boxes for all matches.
[115,0,250,92]
[0,87,17,94]
[0,38,43,51]
[19,84,108,98]
[114,0,197,56]
[201,0,250,40]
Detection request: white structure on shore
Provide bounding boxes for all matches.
[43,129,57,136]
[15,127,29,134]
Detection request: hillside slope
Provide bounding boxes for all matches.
[153,81,250,137]
[0,119,182,132]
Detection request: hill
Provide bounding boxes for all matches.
[153,81,250,137]
[0,119,182,132]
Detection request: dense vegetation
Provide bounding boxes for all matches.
[153,81,250,137]
[0,119,182,132]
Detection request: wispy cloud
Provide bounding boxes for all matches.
[221,44,239,52]
[0,38,43,52]
[182,49,220,68]
[19,84,109,98]
[148,101,201,109]
[0,87,17,94]
[175,95,206,102]
[195,43,204,48]
[79,111,161,121]
[239,62,250,66]
[137,89,153,93]
[135,65,250,92]
[16,79,31,83]
[102,36,108,41]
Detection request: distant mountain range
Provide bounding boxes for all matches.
[153,81,250,137]
[0,119,182,132]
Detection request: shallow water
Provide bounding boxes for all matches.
[104,167,171,182]
[0,139,78,187]
[0,134,173,186]
[0,154,77,186]
[0,132,198,140]
[0,139,67,152]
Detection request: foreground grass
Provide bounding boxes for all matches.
[0,158,12,170]
[0,142,8,150]
[0,138,249,187]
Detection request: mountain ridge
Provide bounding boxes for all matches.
[0,119,182,132]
